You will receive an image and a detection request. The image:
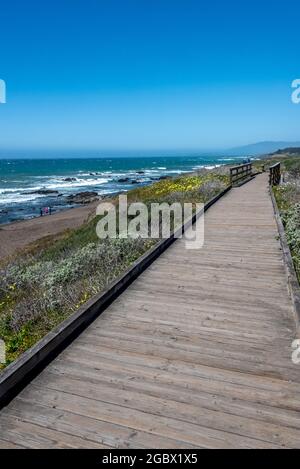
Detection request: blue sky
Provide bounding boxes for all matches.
[0,0,300,151]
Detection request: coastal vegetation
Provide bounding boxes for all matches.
[0,168,229,368]
[272,154,300,282]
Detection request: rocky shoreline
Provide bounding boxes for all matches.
[17,173,174,209]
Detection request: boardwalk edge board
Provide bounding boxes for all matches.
[234,175,256,187]
[0,185,232,409]
[270,188,300,335]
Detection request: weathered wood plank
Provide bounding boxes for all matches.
[0,174,299,448]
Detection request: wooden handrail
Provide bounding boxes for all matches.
[269,162,281,186]
[230,163,252,185]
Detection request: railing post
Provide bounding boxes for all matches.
[269,162,281,186]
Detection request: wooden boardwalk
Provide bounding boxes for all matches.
[1,174,300,449]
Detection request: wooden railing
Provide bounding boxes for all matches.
[230,163,252,185]
[269,162,281,186]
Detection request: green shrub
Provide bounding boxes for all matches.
[284,159,300,178]
[282,203,300,280]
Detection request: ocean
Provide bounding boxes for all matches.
[0,154,243,224]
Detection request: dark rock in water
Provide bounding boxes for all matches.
[136,170,145,174]
[117,177,130,183]
[63,177,77,182]
[24,189,59,195]
[66,191,99,204]
[150,177,159,181]
[158,175,170,180]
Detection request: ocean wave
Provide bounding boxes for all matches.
[0,186,47,194]
[45,177,110,189]
[77,171,113,177]
[0,177,111,205]
[0,193,48,205]
[167,169,190,174]
[0,159,229,222]
[143,169,161,174]
[204,164,221,169]
[193,164,222,170]
[218,157,240,161]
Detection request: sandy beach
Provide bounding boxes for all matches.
[0,200,100,261]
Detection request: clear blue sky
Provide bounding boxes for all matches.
[0,0,300,151]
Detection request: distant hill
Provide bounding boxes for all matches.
[225,141,300,156]
[269,147,300,157]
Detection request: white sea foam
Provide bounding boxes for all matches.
[192,164,222,170]
[0,177,111,205]
[45,177,109,189]
[0,186,48,194]
[204,164,221,169]
[0,193,48,204]
[167,169,190,174]
[218,157,240,161]
[0,161,228,217]
[78,172,112,177]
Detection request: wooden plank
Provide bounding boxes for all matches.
[0,404,188,449]
[12,386,281,449]
[31,372,300,448]
[0,174,299,448]
[45,356,300,429]
[0,438,24,449]
[0,414,111,449]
